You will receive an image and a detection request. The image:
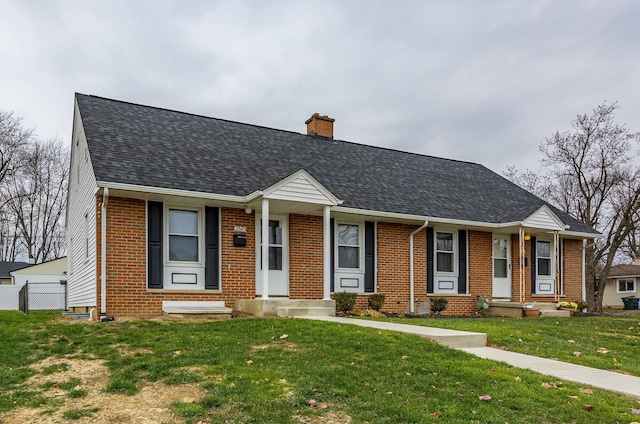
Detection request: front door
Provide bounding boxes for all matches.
[255,214,289,296]
[492,235,511,299]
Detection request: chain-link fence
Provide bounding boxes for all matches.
[18,281,67,314]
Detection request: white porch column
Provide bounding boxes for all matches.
[519,227,526,304]
[323,206,331,300]
[261,198,270,299]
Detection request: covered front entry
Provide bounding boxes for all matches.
[255,214,289,296]
[492,234,511,299]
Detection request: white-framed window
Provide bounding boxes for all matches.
[337,223,362,270]
[435,231,456,274]
[167,207,201,263]
[537,240,551,277]
[617,279,636,293]
[259,219,283,270]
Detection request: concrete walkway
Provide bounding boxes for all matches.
[300,316,640,399]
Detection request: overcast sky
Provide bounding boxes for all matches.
[1,0,638,174]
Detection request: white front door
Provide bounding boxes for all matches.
[492,235,511,299]
[255,214,289,296]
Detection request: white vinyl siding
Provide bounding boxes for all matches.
[66,102,99,308]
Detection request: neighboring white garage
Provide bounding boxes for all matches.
[0,258,67,310]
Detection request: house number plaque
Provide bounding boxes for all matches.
[234,226,247,233]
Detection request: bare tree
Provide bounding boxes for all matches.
[3,138,69,263]
[0,111,32,188]
[507,102,640,312]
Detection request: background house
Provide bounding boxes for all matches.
[602,263,640,308]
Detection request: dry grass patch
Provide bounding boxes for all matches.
[0,357,205,424]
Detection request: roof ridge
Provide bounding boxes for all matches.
[75,93,482,167]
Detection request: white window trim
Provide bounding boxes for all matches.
[617,278,636,293]
[164,205,205,267]
[434,229,457,276]
[335,221,364,273]
[536,238,553,279]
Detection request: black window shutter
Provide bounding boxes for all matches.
[205,207,220,290]
[330,218,335,292]
[364,221,375,293]
[427,227,434,293]
[458,230,467,294]
[147,201,163,289]
[530,236,537,294]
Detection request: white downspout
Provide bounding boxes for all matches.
[323,206,331,300]
[100,187,109,318]
[409,221,429,314]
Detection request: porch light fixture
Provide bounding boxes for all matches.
[524,234,531,241]
[244,206,253,214]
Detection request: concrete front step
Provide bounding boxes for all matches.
[276,307,335,318]
[485,301,571,318]
[162,301,232,316]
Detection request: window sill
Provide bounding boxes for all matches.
[147,289,222,294]
[427,293,470,297]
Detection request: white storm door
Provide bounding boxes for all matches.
[255,214,289,296]
[492,235,511,299]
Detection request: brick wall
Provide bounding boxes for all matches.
[289,214,324,299]
[369,222,426,313]
[96,197,585,318]
[97,197,256,318]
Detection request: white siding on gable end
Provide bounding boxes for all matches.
[66,102,98,308]
[523,207,565,231]
[265,173,337,205]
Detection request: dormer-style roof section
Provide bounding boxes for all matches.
[74,93,599,236]
[261,169,341,206]
[522,205,566,231]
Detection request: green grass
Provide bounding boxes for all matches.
[62,407,99,420]
[0,311,639,423]
[370,315,640,376]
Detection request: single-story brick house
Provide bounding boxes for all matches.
[601,263,640,308]
[66,93,598,319]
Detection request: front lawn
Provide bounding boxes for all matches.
[0,311,639,423]
[375,315,640,377]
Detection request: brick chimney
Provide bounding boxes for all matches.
[305,113,335,139]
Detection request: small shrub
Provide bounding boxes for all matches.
[358,309,384,318]
[430,297,448,316]
[333,292,357,313]
[367,294,386,311]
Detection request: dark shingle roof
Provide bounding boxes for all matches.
[75,93,598,235]
[607,264,640,278]
[0,262,30,278]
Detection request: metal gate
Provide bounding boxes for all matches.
[19,281,67,314]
